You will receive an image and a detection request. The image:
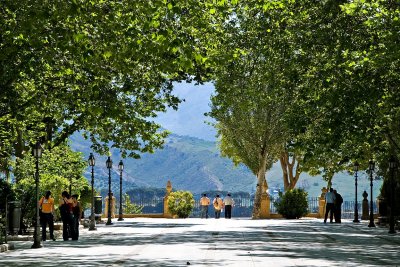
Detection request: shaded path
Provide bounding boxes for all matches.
[0,218,399,266]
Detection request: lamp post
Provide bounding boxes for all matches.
[368,160,376,228]
[106,156,113,225]
[31,141,43,249]
[88,153,96,231]
[353,161,360,223]
[388,156,397,234]
[118,160,124,221]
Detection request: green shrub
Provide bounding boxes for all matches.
[274,188,308,219]
[123,194,143,214]
[167,191,195,218]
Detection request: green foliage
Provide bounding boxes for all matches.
[167,191,195,218]
[12,144,89,223]
[274,189,309,219]
[123,194,143,214]
[0,0,222,162]
[77,185,92,211]
[0,180,15,211]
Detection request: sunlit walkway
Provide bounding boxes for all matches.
[1,218,399,266]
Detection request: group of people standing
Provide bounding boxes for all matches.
[324,188,344,223]
[39,190,82,241]
[199,193,235,219]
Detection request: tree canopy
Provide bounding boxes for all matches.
[208,0,400,217]
[0,0,220,165]
[1,1,400,217]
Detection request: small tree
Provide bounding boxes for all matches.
[167,191,195,218]
[123,194,143,214]
[274,188,308,219]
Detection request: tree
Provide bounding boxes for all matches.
[286,0,400,180]
[208,1,311,217]
[123,193,143,214]
[0,0,222,164]
[12,144,89,223]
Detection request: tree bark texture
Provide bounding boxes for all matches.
[252,152,268,219]
[280,151,301,191]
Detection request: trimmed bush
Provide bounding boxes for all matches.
[274,188,308,219]
[167,191,195,218]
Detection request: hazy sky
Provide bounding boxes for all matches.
[154,82,217,141]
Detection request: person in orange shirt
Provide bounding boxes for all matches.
[199,194,211,219]
[39,191,55,241]
[213,195,224,219]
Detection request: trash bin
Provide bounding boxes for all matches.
[94,196,102,220]
[8,201,21,235]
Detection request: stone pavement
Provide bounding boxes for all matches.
[0,218,399,266]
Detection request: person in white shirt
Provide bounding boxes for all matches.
[199,194,210,219]
[223,194,234,219]
[324,188,336,223]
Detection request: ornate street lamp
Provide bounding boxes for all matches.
[106,156,113,225]
[353,161,360,223]
[32,141,43,249]
[118,160,124,221]
[368,160,376,228]
[388,156,397,234]
[88,153,96,231]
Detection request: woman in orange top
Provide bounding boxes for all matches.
[39,191,55,241]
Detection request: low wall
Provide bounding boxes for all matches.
[119,214,164,218]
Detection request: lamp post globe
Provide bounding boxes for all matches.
[106,156,113,225]
[368,160,376,228]
[32,141,43,249]
[353,161,360,223]
[388,156,397,234]
[118,160,124,221]
[88,153,96,231]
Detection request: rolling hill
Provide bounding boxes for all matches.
[70,132,383,201]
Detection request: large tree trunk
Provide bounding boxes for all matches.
[13,127,27,183]
[252,153,268,219]
[280,151,301,191]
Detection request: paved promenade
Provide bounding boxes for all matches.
[0,218,399,266]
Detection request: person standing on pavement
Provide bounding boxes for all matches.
[200,194,210,219]
[59,191,75,241]
[213,195,224,219]
[324,188,336,223]
[39,191,55,241]
[333,190,343,223]
[71,194,82,240]
[223,194,234,219]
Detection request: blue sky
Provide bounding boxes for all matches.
[154,82,217,141]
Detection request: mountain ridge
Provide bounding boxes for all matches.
[70,132,382,201]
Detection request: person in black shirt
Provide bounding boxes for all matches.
[71,194,82,240]
[333,190,343,223]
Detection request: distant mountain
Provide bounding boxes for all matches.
[70,132,383,201]
[70,133,257,194]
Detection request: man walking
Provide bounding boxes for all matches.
[324,188,336,223]
[223,194,234,219]
[200,194,210,219]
